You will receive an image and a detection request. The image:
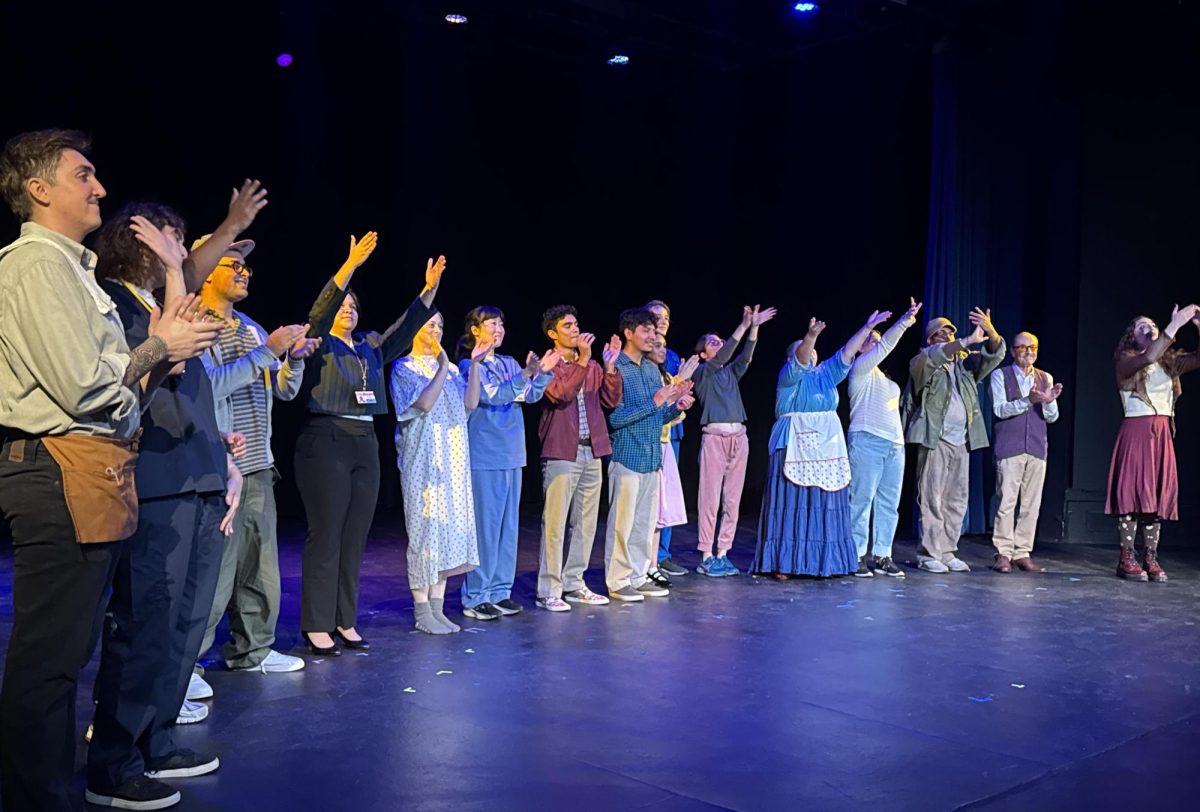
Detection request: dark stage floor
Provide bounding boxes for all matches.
[3,515,1200,811]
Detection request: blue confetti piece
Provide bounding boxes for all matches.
[968,695,994,703]
[837,601,856,609]
[1069,577,1081,582]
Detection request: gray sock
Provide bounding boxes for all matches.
[431,598,461,633]
[414,601,451,635]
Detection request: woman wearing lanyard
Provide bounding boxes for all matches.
[294,232,445,654]
[752,310,890,579]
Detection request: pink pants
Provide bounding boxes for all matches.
[696,429,750,554]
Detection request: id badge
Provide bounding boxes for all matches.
[355,390,377,405]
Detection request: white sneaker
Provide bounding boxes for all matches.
[187,672,213,701]
[175,699,209,725]
[536,596,571,612]
[946,557,971,573]
[919,558,950,573]
[237,650,305,673]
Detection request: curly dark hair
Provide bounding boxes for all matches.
[94,201,187,291]
[541,304,578,338]
[1113,315,1183,383]
[0,129,91,221]
[456,305,504,361]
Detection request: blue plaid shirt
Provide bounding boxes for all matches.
[608,352,679,473]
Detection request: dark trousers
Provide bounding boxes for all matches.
[294,417,380,632]
[0,437,121,812]
[87,491,224,792]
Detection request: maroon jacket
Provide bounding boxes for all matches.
[538,358,623,461]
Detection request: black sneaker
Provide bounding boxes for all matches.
[646,568,672,588]
[463,603,502,621]
[659,558,687,576]
[870,556,906,578]
[494,598,523,616]
[145,749,220,779]
[86,775,181,810]
[854,556,875,578]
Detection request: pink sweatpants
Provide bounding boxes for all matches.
[696,430,750,554]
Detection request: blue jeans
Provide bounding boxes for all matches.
[847,431,904,558]
[463,468,521,608]
[657,437,682,562]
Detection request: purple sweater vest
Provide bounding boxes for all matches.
[993,365,1049,460]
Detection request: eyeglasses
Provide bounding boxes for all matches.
[218,260,253,277]
[1014,345,1039,352]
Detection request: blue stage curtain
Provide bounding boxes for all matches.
[921,38,1034,534]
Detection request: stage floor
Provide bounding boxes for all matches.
[3,515,1200,811]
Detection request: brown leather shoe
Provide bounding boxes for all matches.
[1143,547,1168,582]
[1116,546,1148,581]
[1012,556,1046,572]
[991,555,1012,573]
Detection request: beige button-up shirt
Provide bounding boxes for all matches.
[0,221,139,438]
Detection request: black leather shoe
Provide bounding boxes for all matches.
[302,632,341,656]
[336,630,370,650]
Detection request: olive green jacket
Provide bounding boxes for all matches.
[901,338,1006,451]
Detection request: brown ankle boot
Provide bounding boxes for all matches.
[1116,546,1148,581]
[1142,546,1168,582]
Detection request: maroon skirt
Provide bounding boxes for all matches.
[1105,415,1178,520]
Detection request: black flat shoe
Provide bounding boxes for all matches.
[335,630,370,650]
[302,632,341,656]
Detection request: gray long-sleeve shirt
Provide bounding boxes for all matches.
[691,335,757,426]
[0,222,138,438]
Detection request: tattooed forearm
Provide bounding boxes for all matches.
[123,336,169,388]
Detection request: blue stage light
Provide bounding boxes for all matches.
[445,14,468,24]
[794,3,819,12]
[608,55,630,65]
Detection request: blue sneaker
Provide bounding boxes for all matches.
[697,556,722,577]
[716,556,740,576]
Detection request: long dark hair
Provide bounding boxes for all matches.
[95,201,187,291]
[456,305,504,361]
[1114,315,1181,383]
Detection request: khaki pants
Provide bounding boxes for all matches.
[537,447,602,598]
[991,453,1047,559]
[916,440,970,563]
[604,462,660,592]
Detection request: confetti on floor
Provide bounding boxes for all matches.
[436,670,453,676]
[1011,683,1026,689]
[403,687,416,693]
[968,695,994,703]
[464,649,475,654]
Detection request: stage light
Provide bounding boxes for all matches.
[445,14,468,24]
[607,55,630,65]
[276,53,294,67]
[793,2,819,12]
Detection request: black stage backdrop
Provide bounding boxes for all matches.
[1,1,1195,543]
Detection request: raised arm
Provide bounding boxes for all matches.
[183,179,269,292]
[840,310,892,366]
[965,307,1006,381]
[852,298,921,380]
[1115,305,1198,381]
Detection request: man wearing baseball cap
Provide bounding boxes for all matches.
[187,234,318,703]
[903,308,1006,573]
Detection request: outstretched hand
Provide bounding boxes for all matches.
[968,307,997,340]
[678,354,701,381]
[346,231,379,270]
[425,255,447,290]
[752,305,777,327]
[806,317,826,339]
[903,297,923,321]
[225,179,269,235]
[129,215,187,272]
[865,310,893,329]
